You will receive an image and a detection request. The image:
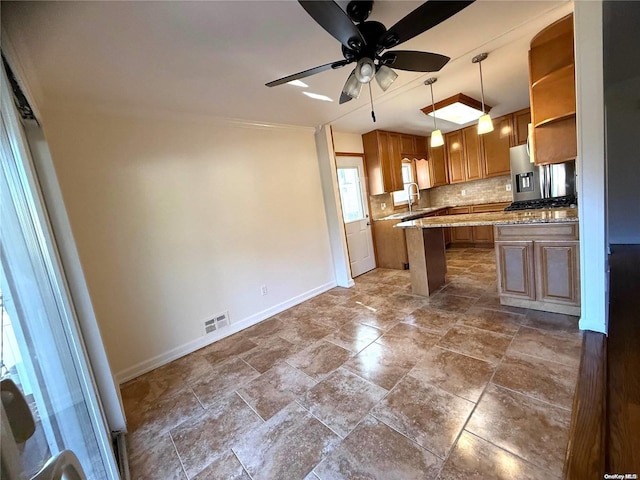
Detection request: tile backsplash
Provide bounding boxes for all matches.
[427,175,513,207]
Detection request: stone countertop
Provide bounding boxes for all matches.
[395,207,578,229]
[374,206,449,222]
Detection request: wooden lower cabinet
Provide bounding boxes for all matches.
[494,223,580,315]
[447,203,510,247]
[372,220,408,269]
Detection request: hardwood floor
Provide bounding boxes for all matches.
[606,245,640,473]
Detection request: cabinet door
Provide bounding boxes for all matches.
[513,108,531,146]
[372,220,408,269]
[472,225,494,244]
[414,135,428,159]
[534,241,580,306]
[415,159,431,189]
[388,133,404,192]
[445,131,465,184]
[481,115,513,178]
[428,141,449,186]
[496,241,536,300]
[401,134,416,156]
[462,126,483,181]
[451,226,474,243]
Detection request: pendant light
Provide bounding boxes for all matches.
[472,52,494,135]
[424,77,444,147]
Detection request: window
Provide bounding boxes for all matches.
[337,167,365,222]
[392,162,415,206]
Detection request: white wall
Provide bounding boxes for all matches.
[40,108,336,381]
[332,131,364,154]
[574,1,607,334]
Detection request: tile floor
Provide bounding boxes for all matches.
[122,247,582,480]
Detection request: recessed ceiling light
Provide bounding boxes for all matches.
[302,92,333,102]
[421,93,492,125]
[287,80,308,88]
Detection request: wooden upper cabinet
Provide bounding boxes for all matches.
[482,114,513,178]
[363,130,396,195]
[529,14,577,165]
[427,140,449,187]
[388,133,404,191]
[462,126,483,181]
[400,134,416,156]
[445,130,465,184]
[512,108,531,146]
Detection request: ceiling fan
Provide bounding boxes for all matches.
[266,0,475,106]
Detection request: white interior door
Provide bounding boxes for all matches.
[336,156,376,277]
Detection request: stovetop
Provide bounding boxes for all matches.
[504,195,577,211]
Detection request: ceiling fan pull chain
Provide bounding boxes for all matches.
[369,82,376,122]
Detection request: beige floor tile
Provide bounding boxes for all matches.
[237,362,316,420]
[492,351,577,409]
[128,433,185,480]
[508,326,582,368]
[232,402,340,480]
[352,306,406,331]
[240,317,286,344]
[279,319,334,346]
[299,367,387,437]
[437,324,512,365]
[191,357,259,407]
[343,341,415,390]
[522,309,580,334]
[372,376,474,458]
[199,335,258,365]
[313,415,442,480]
[308,304,359,329]
[426,293,477,313]
[465,384,571,475]
[324,320,382,353]
[191,450,250,480]
[240,336,299,373]
[171,393,263,478]
[440,282,488,298]
[409,346,494,402]
[287,340,351,381]
[402,307,461,334]
[474,292,528,315]
[376,323,442,360]
[459,306,524,336]
[439,430,553,480]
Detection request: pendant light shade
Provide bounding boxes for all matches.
[477,114,494,134]
[424,77,444,148]
[472,52,493,135]
[430,129,444,147]
[342,70,363,99]
[375,65,398,92]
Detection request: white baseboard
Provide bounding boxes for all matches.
[115,281,337,384]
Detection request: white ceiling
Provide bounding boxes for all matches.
[3,0,573,135]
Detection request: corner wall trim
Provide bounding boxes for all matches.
[114,281,337,384]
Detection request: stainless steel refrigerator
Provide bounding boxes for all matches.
[509,144,576,204]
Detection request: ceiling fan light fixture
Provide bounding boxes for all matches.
[430,129,444,147]
[355,57,375,84]
[375,65,398,92]
[342,70,363,99]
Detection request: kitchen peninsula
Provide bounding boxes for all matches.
[396,207,580,315]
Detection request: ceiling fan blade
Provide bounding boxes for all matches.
[380,51,450,72]
[339,92,353,104]
[266,60,350,87]
[299,0,366,51]
[379,1,475,49]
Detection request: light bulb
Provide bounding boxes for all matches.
[355,58,375,84]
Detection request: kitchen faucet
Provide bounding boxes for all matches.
[406,182,420,213]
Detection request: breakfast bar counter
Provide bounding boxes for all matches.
[395,208,580,315]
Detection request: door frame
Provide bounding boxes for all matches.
[334,152,378,275]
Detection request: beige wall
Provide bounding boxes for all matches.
[331,131,364,154]
[40,108,335,380]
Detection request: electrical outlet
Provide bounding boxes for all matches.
[261,285,268,296]
[461,189,466,196]
[506,184,512,191]
[381,202,386,209]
